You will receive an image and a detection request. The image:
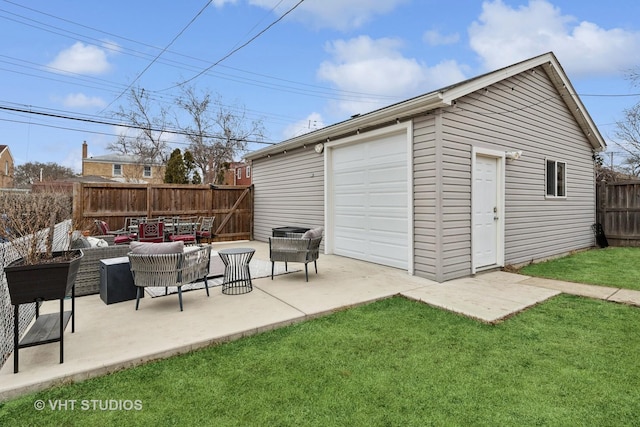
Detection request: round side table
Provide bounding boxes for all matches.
[218,248,255,295]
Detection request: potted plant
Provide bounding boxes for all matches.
[0,192,83,305]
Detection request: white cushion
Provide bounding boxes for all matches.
[130,241,184,254]
[302,227,324,239]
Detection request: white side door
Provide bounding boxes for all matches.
[473,155,500,269]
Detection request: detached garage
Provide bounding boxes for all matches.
[245,52,606,282]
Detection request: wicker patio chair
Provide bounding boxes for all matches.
[128,244,211,311]
[269,227,323,282]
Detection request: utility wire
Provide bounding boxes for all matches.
[0,1,399,102]
[0,104,276,145]
[162,0,306,91]
[99,0,214,113]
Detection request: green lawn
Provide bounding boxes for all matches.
[519,247,640,290]
[1,295,639,426]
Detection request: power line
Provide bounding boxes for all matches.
[99,0,214,113]
[0,104,276,145]
[0,1,399,102]
[162,0,306,91]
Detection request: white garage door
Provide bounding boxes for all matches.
[331,132,409,269]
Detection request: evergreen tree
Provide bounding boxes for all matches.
[164,149,188,184]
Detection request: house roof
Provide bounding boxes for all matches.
[0,145,13,160]
[246,52,606,160]
[83,153,164,166]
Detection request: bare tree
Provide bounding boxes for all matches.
[614,68,640,176]
[108,87,172,164]
[14,162,77,187]
[177,86,265,184]
[614,102,640,173]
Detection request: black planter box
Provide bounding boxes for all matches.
[4,250,83,305]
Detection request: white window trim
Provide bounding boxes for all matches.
[545,158,567,199]
[113,164,122,176]
[246,165,251,178]
[143,166,152,178]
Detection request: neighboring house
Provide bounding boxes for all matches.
[222,162,252,186]
[0,145,14,188]
[245,52,606,283]
[81,142,165,184]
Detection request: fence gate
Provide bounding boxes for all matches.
[597,181,640,247]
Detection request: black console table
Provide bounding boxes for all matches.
[13,286,74,374]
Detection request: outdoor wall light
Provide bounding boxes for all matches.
[505,150,523,160]
[314,143,324,154]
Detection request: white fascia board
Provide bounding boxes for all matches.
[246,94,446,160]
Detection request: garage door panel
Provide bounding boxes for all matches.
[335,194,366,207]
[335,214,367,229]
[369,193,407,208]
[331,132,409,270]
[370,217,408,233]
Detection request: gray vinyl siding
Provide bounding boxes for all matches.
[412,114,438,280]
[251,145,324,243]
[439,66,595,276]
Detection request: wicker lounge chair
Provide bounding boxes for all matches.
[128,243,212,311]
[269,227,323,282]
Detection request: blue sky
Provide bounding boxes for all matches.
[1,0,639,173]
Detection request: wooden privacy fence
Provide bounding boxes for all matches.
[596,181,640,247]
[72,183,253,242]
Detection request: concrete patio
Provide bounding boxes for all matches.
[1,240,636,401]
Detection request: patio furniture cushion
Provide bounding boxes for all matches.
[302,227,324,240]
[114,235,133,245]
[168,234,197,243]
[130,241,184,254]
[70,231,92,249]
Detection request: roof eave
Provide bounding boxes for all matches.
[246,93,447,160]
[440,52,606,151]
[248,52,606,160]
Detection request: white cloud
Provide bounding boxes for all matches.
[469,0,640,76]
[212,0,239,7]
[423,30,460,46]
[62,93,107,109]
[249,0,409,31]
[283,112,326,139]
[317,36,467,117]
[47,42,112,75]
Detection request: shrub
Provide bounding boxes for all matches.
[0,191,73,265]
